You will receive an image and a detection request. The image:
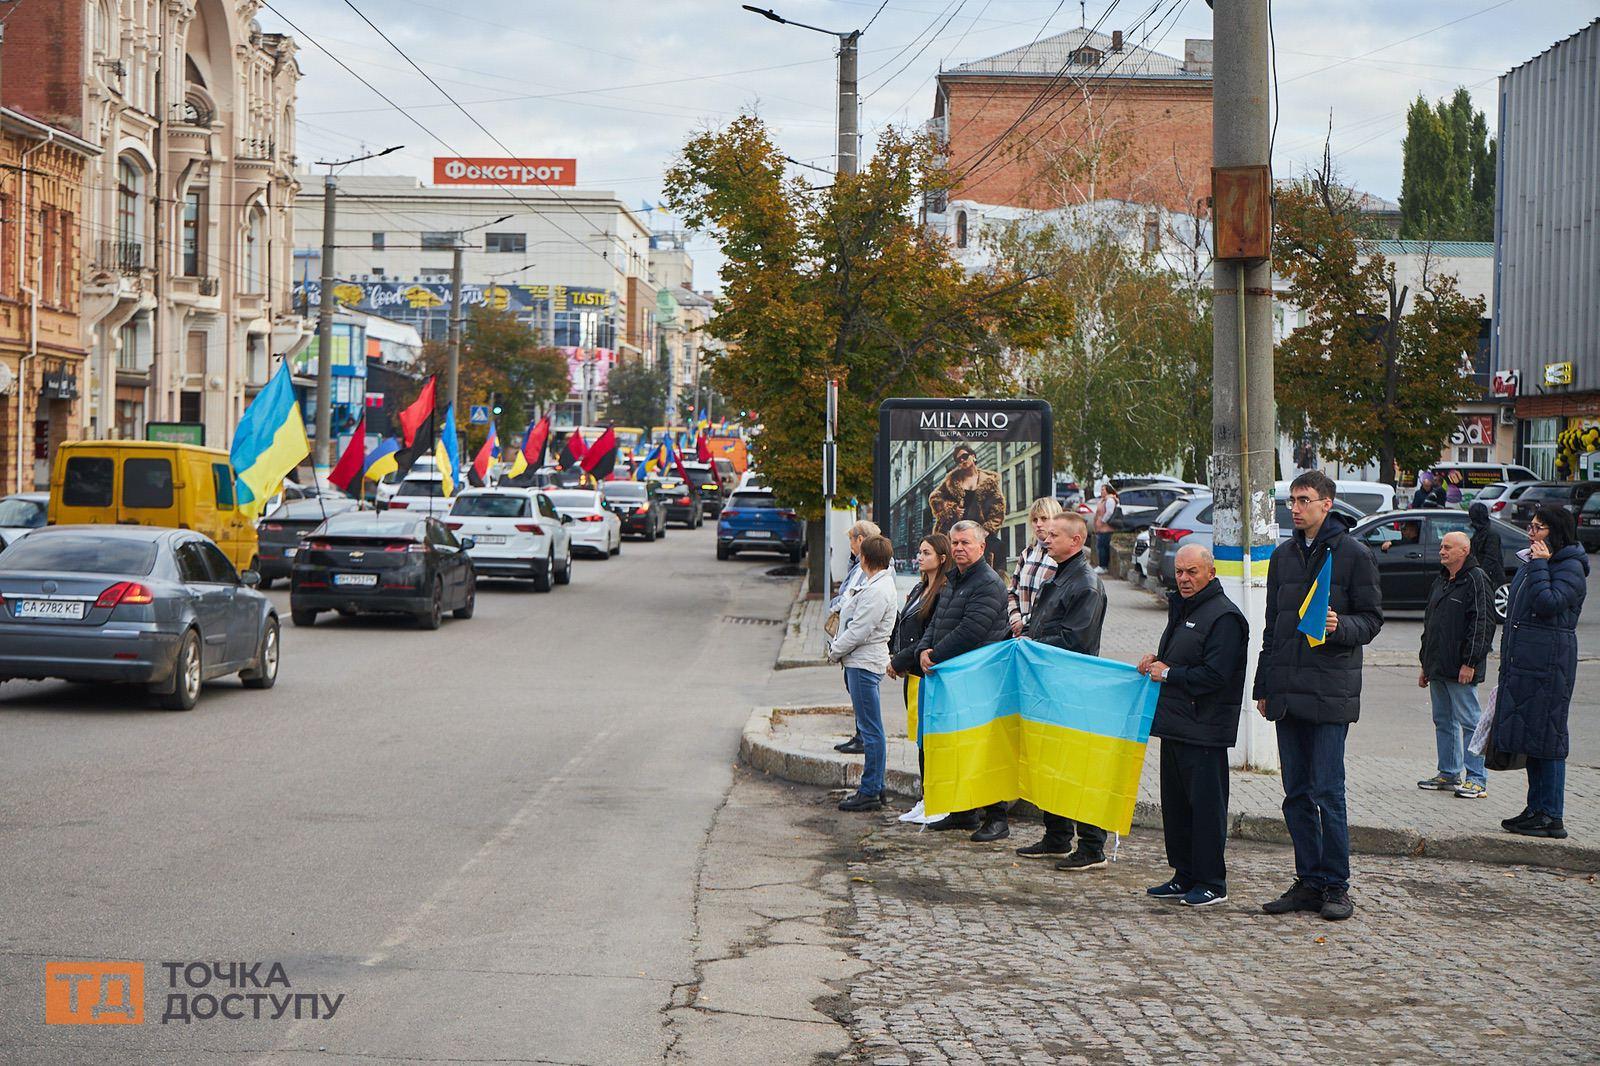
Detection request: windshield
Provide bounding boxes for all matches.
[451,495,530,518]
[0,534,158,575]
[1525,485,1572,501]
[728,492,777,509]
[397,478,445,498]
[603,484,647,501]
[0,498,46,527]
[1342,492,1386,515]
[546,491,600,510]
[318,513,421,537]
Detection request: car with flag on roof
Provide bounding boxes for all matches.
[255,495,359,588]
[653,476,703,528]
[602,480,668,540]
[446,486,573,591]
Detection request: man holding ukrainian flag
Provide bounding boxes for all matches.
[1253,470,1383,923]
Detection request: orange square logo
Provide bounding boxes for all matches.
[45,962,144,1025]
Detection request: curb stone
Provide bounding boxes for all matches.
[740,705,1600,873]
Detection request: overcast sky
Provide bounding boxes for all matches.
[261,0,1597,290]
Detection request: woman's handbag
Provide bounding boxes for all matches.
[824,609,841,639]
[1480,686,1529,772]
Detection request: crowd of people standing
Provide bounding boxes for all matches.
[821,471,1587,917]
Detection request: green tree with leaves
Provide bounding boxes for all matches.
[1277,163,1486,485]
[605,360,669,429]
[1399,87,1495,241]
[664,115,1065,587]
[416,306,571,450]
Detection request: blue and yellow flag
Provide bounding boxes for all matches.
[231,362,310,516]
[435,404,460,498]
[1297,552,1334,647]
[363,437,401,483]
[919,639,1158,834]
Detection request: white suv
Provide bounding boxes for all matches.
[446,487,573,592]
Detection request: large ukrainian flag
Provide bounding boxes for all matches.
[920,639,1158,835]
[231,362,310,516]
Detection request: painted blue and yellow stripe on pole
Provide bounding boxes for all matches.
[1213,542,1275,580]
[919,639,1158,834]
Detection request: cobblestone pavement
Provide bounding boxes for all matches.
[828,805,1600,1064]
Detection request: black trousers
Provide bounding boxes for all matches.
[1040,813,1107,857]
[1159,739,1230,893]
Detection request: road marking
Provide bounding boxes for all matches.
[360,725,616,968]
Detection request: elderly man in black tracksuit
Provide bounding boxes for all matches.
[1013,511,1111,871]
[918,519,1011,840]
[1255,471,1383,923]
[1139,544,1248,908]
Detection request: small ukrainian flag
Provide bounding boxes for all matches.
[1296,553,1334,647]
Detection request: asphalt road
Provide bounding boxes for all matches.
[0,522,802,1064]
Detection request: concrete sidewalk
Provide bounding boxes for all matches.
[741,704,1600,872]
[775,588,831,669]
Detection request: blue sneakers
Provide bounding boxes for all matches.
[1181,887,1227,907]
[1146,877,1189,899]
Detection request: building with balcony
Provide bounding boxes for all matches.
[4,0,306,451]
[0,111,98,493]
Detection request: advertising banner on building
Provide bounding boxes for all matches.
[875,398,1053,577]
[293,280,613,318]
[432,157,577,186]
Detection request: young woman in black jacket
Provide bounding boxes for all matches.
[887,534,952,800]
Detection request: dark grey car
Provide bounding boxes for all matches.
[256,497,359,587]
[0,526,279,710]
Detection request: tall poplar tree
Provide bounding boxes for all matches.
[1399,88,1496,241]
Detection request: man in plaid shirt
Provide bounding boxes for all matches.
[1008,497,1065,636]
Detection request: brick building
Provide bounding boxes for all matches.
[927,26,1213,250]
[0,110,97,494]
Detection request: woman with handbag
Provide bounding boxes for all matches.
[886,534,953,817]
[828,521,881,755]
[1495,505,1588,839]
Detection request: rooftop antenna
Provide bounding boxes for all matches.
[1080,1,1086,27]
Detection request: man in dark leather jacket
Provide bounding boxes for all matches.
[1013,512,1112,871]
[917,520,1011,839]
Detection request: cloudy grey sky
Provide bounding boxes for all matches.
[261,0,1597,289]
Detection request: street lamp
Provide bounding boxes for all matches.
[311,145,403,466]
[742,5,860,176]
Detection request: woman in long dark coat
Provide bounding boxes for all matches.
[1496,505,1588,839]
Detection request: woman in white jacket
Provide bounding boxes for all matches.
[828,534,899,811]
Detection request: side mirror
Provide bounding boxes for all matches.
[240,569,262,587]
[560,513,573,525]
[460,536,476,550]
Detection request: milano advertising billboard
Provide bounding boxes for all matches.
[874,398,1054,576]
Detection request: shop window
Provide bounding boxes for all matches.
[955,210,968,249]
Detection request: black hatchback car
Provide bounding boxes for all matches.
[256,497,358,587]
[290,511,475,629]
[654,477,703,528]
[602,481,669,541]
[1347,508,1529,621]
[1506,481,1600,529]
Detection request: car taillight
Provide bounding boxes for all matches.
[636,504,650,513]
[721,509,741,519]
[445,521,463,530]
[1491,500,1506,512]
[678,495,692,505]
[384,542,427,553]
[580,514,605,523]
[1153,528,1193,542]
[515,523,544,534]
[388,500,409,509]
[96,581,154,608]
[778,508,797,518]
[262,522,283,531]
[304,539,331,550]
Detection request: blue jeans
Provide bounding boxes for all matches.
[1276,718,1350,891]
[1095,532,1112,569]
[1429,680,1485,787]
[845,667,886,797]
[1526,757,1566,819]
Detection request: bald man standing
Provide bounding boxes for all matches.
[1417,530,1496,799]
[1138,544,1249,907]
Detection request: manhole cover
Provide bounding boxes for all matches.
[765,565,807,577]
[722,615,785,626]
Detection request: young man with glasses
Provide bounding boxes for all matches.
[1254,471,1383,921]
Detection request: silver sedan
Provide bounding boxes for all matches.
[0,525,280,710]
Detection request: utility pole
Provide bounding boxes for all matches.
[1210,0,1278,771]
[837,31,859,176]
[448,235,465,417]
[314,173,338,467]
[312,146,402,468]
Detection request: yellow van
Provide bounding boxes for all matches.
[48,441,259,573]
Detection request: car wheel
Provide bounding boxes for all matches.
[156,630,202,711]
[534,552,554,592]
[787,546,802,564]
[556,545,573,585]
[241,618,280,689]
[609,538,621,556]
[659,520,668,538]
[453,581,476,619]
[257,574,275,590]
[716,543,731,560]
[1493,582,1510,624]
[418,577,444,629]
[291,607,318,627]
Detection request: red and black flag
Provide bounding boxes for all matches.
[397,377,436,447]
[327,416,367,493]
[580,425,618,481]
[392,408,436,484]
[695,432,713,462]
[559,429,588,470]
[502,415,551,487]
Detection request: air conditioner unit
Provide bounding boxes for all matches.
[1499,406,1516,426]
